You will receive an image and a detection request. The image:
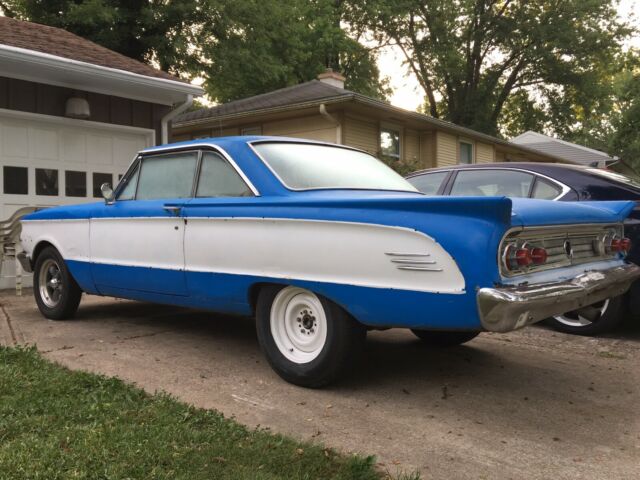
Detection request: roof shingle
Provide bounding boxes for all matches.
[177,80,353,123]
[0,16,184,83]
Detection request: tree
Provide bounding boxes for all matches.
[0,0,390,102]
[610,72,640,169]
[194,0,390,102]
[0,0,199,74]
[346,0,632,136]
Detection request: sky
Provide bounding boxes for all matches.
[378,0,640,111]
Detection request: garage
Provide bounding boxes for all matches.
[0,16,203,289]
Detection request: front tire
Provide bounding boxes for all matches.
[33,246,82,320]
[411,329,479,346]
[547,296,624,336]
[255,285,366,388]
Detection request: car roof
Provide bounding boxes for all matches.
[406,162,591,178]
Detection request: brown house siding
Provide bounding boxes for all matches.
[0,76,170,143]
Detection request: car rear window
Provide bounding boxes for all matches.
[253,142,418,192]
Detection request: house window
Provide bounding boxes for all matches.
[241,126,262,136]
[65,170,87,197]
[36,168,58,196]
[380,128,401,161]
[3,166,28,195]
[459,141,474,164]
[93,172,113,198]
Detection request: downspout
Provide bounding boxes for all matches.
[160,94,194,145]
[319,103,342,144]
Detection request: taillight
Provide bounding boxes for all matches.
[621,237,632,255]
[504,244,547,271]
[610,238,621,253]
[515,247,532,266]
[530,247,548,264]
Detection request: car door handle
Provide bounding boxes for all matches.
[163,205,182,216]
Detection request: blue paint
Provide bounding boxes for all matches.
[22,136,638,332]
[77,261,483,330]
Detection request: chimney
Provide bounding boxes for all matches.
[317,68,346,89]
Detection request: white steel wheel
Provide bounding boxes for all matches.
[553,300,610,327]
[270,286,328,364]
[38,258,64,308]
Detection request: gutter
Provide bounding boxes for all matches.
[0,44,203,103]
[319,103,342,144]
[161,94,194,144]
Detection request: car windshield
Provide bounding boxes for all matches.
[586,168,640,190]
[253,142,419,192]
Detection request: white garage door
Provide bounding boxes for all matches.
[0,109,154,218]
[0,109,154,288]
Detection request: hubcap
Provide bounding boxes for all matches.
[270,286,327,364]
[39,259,63,308]
[553,299,609,327]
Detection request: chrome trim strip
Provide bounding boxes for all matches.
[137,142,261,196]
[390,260,437,265]
[397,266,443,272]
[385,252,431,257]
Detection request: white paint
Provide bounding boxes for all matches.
[21,216,466,294]
[0,109,152,289]
[20,219,90,262]
[184,218,465,294]
[90,217,185,271]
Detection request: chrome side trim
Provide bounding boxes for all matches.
[477,263,640,333]
[390,259,437,265]
[397,266,443,272]
[385,252,431,257]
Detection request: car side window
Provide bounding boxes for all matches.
[407,172,449,195]
[450,170,534,197]
[196,151,253,198]
[116,162,140,201]
[136,151,198,200]
[531,177,562,200]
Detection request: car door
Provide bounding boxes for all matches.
[90,149,199,297]
[182,149,258,308]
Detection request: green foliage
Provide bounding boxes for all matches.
[611,72,640,169]
[194,0,390,102]
[0,0,389,102]
[345,0,633,136]
[0,0,199,75]
[0,346,416,480]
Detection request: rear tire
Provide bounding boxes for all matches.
[547,296,624,336]
[33,246,82,320]
[411,329,479,346]
[255,285,366,388]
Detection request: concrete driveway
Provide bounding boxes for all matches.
[1,291,639,479]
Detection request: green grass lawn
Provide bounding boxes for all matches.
[0,346,417,480]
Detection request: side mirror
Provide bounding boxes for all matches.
[101,183,115,204]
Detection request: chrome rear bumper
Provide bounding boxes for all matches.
[477,264,640,333]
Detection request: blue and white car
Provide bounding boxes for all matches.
[19,137,640,386]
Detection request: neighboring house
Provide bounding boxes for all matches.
[0,16,203,288]
[173,70,565,169]
[511,131,618,168]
